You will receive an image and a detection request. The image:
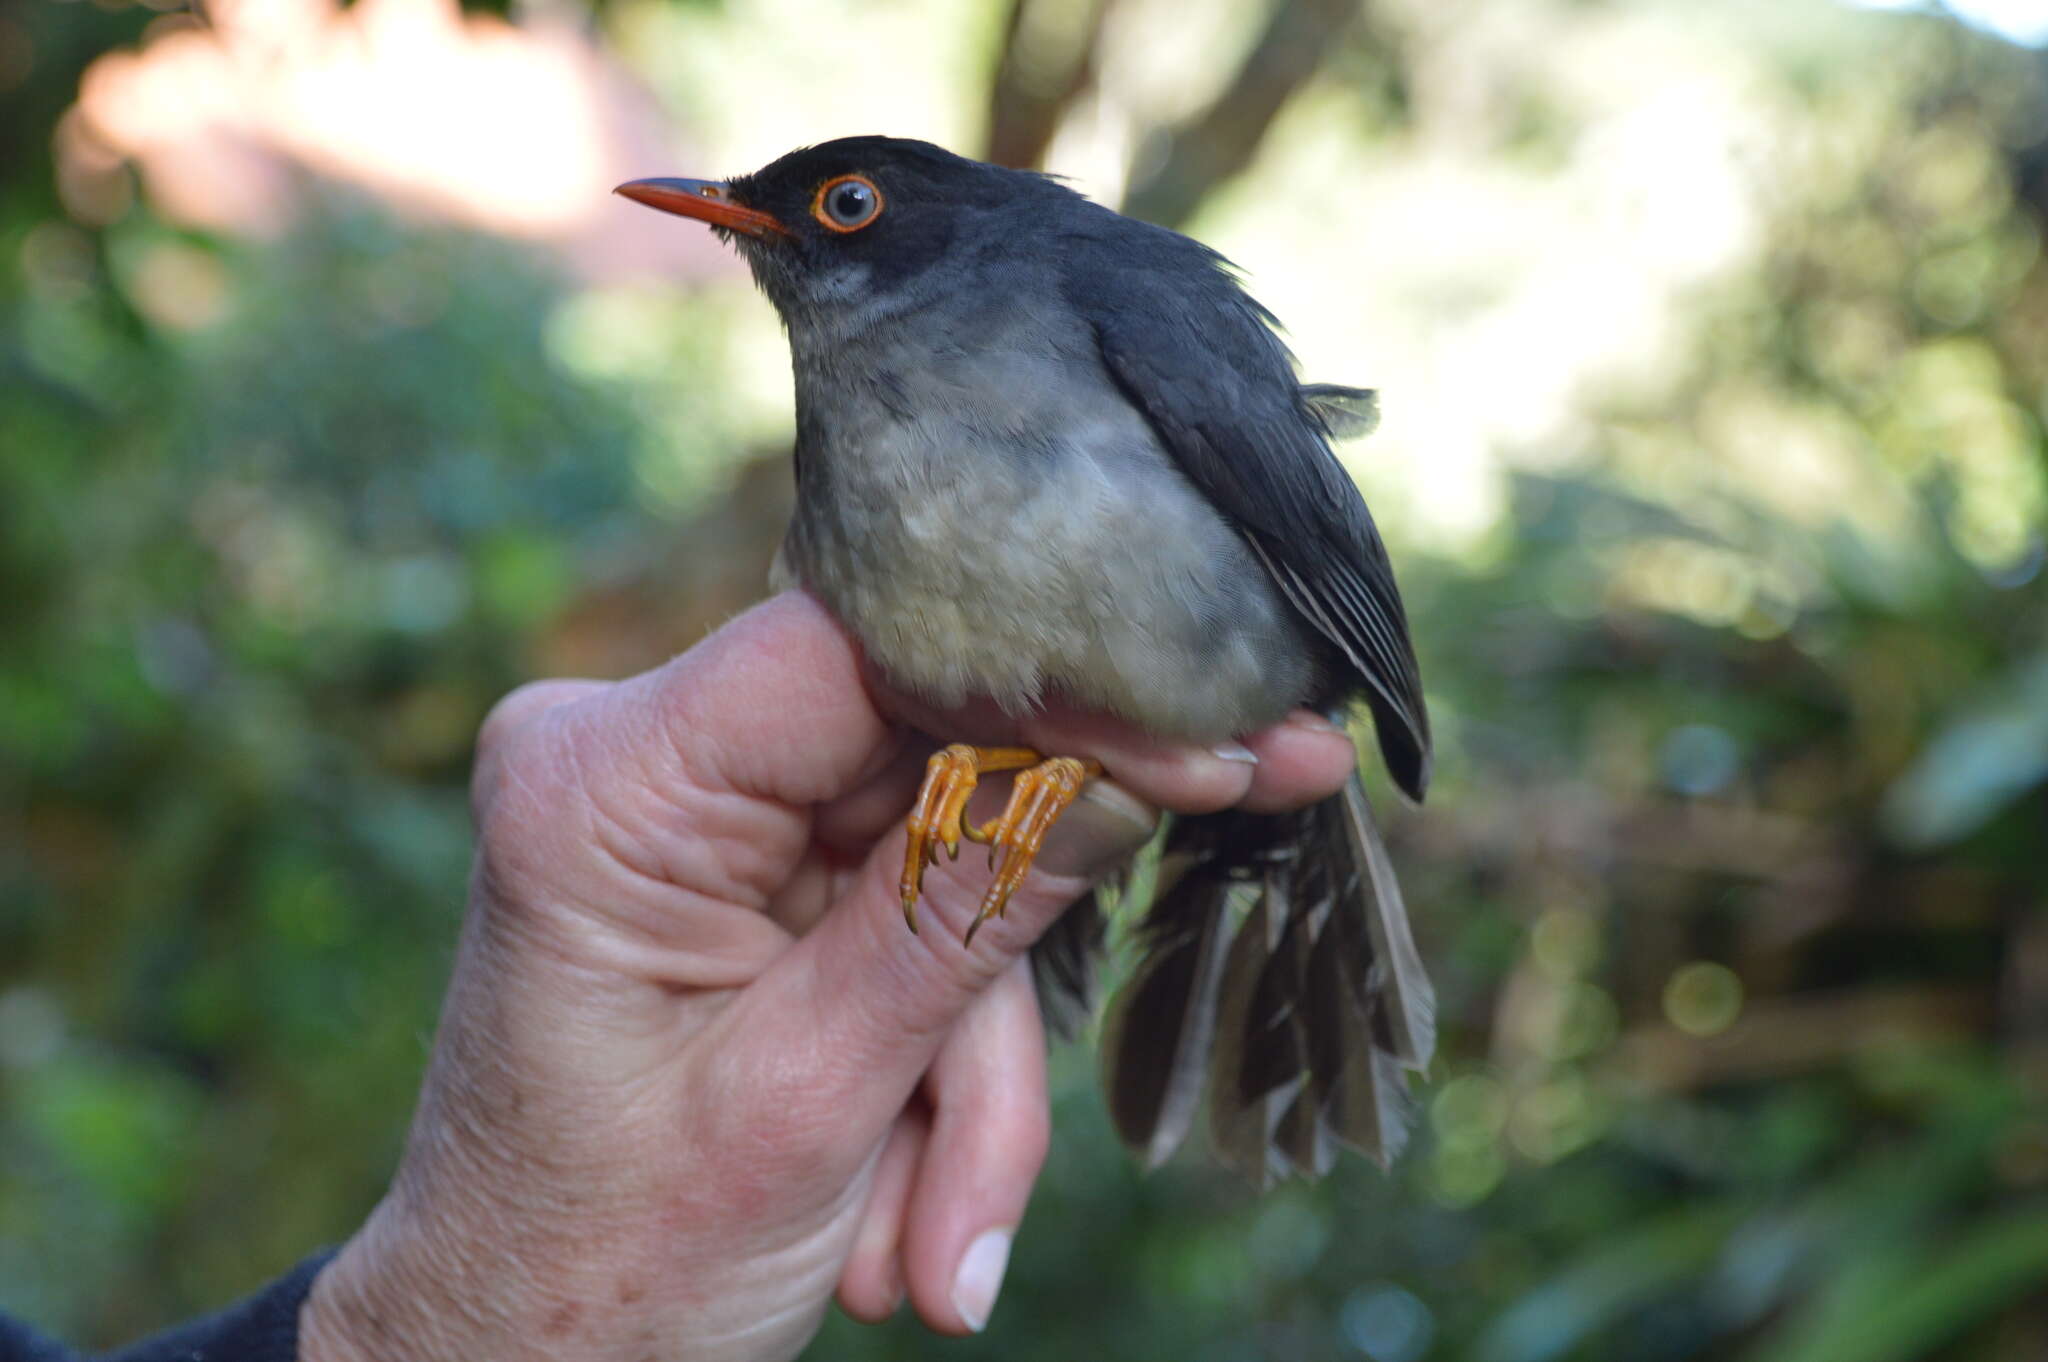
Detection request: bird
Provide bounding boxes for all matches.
[615,136,1434,1184]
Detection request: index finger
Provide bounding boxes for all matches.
[864,664,1359,819]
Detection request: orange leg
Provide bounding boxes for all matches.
[899,745,1104,941]
[960,755,1103,945]
[901,745,1039,933]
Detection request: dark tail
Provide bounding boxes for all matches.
[1094,773,1434,1184]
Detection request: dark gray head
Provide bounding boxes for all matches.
[616,136,1089,333]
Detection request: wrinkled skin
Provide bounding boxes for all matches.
[298,592,1357,1361]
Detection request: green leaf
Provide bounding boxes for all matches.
[1883,652,2048,848]
[1745,1207,2048,1362]
[1475,1204,1746,1362]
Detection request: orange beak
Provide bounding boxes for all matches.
[613,177,789,240]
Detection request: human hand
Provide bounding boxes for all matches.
[298,591,1358,1362]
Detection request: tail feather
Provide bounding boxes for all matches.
[1095,771,1432,1182]
[1096,866,1233,1168]
[1336,777,1436,1068]
[1235,891,1315,1107]
[1200,895,1284,1184]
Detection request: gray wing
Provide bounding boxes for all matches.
[1064,242,1431,798]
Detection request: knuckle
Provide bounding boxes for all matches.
[470,708,597,886]
[478,680,574,759]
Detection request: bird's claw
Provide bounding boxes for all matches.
[962,756,1100,944]
[900,746,1099,943]
[900,744,1032,934]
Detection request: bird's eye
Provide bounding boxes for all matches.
[812,174,883,233]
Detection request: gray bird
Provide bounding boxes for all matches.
[616,136,1434,1183]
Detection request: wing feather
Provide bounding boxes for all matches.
[1066,246,1431,797]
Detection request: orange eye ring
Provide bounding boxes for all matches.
[812,174,884,233]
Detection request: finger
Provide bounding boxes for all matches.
[506,591,896,935]
[811,738,937,859]
[1238,710,1361,813]
[471,679,613,809]
[1019,708,1260,815]
[837,1105,926,1324]
[866,665,1306,818]
[706,781,1151,1175]
[778,771,1157,941]
[482,678,613,738]
[620,590,898,811]
[900,961,1048,1335]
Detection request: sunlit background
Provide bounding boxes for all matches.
[4,0,2047,1356]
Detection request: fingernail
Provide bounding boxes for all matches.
[1036,782,1159,879]
[1283,711,1347,735]
[1211,742,1260,764]
[951,1227,1013,1333]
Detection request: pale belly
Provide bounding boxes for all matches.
[775,428,1319,743]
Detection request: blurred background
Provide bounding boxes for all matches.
[4,0,2048,1356]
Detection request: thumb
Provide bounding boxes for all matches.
[710,779,1157,1152]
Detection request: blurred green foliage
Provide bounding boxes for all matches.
[1,202,650,1333]
[4,0,2048,1359]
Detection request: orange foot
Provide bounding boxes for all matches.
[900,744,1104,942]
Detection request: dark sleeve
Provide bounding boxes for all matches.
[0,1250,336,1362]
[0,1315,77,1362]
